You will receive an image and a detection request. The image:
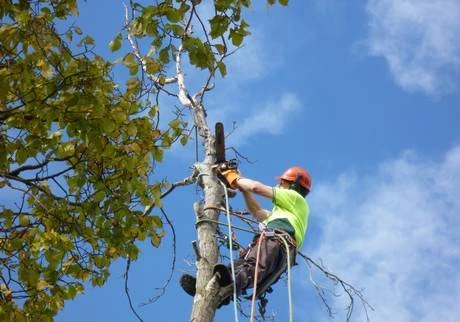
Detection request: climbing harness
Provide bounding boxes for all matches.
[248,230,295,322]
[217,229,241,251]
[208,190,296,321]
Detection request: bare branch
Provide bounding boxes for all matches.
[143,170,198,217]
[124,258,145,322]
[225,146,256,164]
[124,3,177,86]
[6,165,74,183]
[175,44,193,107]
[8,159,53,176]
[141,207,177,306]
[297,251,374,322]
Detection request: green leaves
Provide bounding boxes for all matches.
[0,0,175,318]
[166,8,182,23]
[122,53,138,75]
[127,123,138,137]
[93,190,106,202]
[19,215,30,227]
[209,15,230,39]
[183,36,214,70]
[101,119,116,135]
[56,142,75,158]
[145,57,162,74]
[215,0,234,11]
[152,147,164,162]
[217,61,227,77]
[109,33,122,52]
[229,20,250,46]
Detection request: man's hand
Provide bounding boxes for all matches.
[220,169,240,189]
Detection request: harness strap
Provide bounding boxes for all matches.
[245,231,296,301]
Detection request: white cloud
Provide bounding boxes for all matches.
[225,30,272,81]
[365,0,460,95]
[226,93,302,146]
[307,146,460,321]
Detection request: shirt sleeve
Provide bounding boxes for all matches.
[273,187,297,212]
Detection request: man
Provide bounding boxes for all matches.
[180,166,311,304]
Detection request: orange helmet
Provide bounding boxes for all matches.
[277,166,312,191]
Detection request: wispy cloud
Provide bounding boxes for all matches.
[225,27,278,82]
[306,146,460,321]
[226,93,302,146]
[365,0,460,96]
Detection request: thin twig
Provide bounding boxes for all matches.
[226,147,256,164]
[141,207,177,306]
[143,171,198,217]
[124,258,145,322]
[297,251,374,322]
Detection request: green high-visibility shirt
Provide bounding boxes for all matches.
[263,187,309,248]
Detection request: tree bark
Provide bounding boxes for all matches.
[189,105,225,322]
[174,41,228,322]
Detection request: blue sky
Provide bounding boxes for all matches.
[36,0,460,321]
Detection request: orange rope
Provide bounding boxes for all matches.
[250,231,265,322]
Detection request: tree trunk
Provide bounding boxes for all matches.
[174,44,229,321]
[189,103,226,322]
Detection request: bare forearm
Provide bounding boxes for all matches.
[236,178,273,199]
[240,191,265,221]
[236,178,272,221]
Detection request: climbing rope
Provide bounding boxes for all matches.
[279,234,293,322]
[195,218,257,235]
[218,179,240,322]
[249,232,294,322]
[250,231,265,322]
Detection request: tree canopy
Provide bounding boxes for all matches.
[0,0,289,320]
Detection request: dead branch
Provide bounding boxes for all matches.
[297,251,374,322]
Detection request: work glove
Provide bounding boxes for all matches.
[220,169,240,189]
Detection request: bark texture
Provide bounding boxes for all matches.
[174,43,228,322]
[189,107,224,322]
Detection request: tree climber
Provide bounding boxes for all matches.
[180,166,311,306]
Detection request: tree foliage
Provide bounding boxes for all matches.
[1,0,289,320]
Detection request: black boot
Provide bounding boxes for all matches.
[213,264,234,308]
[218,295,231,308]
[213,264,232,287]
[181,266,234,307]
[180,267,230,297]
[180,274,196,296]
